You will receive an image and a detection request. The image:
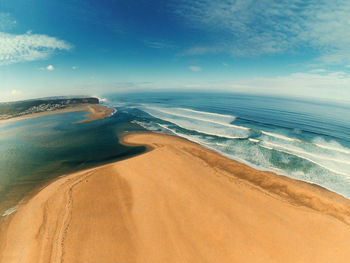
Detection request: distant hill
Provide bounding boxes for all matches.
[0,97,99,120]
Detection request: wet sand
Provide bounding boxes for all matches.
[1,133,350,263]
[0,104,113,123]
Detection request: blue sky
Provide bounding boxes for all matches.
[1,0,350,102]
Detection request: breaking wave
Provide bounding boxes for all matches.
[111,97,350,199]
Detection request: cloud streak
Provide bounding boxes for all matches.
[189,65,202,72]
[143,40,176,49]
[174,0,350,65]
[0,13,17,31]
[0,32,72,66]
[182,71,350,102]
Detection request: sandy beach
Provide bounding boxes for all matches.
[0,104,113,124]
[1,133,350,263]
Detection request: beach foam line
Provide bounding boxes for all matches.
[155,125,257,165]
[131,120,159,131]
[262,141,350,165]
[2,206,18,217]
[261,131,301,142]
[215,142,228,147]
[261,130,350,155]
[157,124,206,146]
[259,145,274,151]
[175,107,235,119]
[150,125,276,176]
[144,114,247,140]
[143,106,249,130]
[165,133,350,197]
[260,141,350,177]
[158,123,245,140]
[136,117,350,193]
[109,108,117,117]
[313,142,350,155]
[158,123,177,133]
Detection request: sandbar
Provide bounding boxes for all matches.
[1,133,350,263]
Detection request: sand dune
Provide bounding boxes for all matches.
[1,133,350,263]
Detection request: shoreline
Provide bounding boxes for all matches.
[0,104,114,124]
[121,133,350,224]
[0,103,114,221]
[1,132,350,262]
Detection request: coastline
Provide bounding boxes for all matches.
[1,132,350,262]
[0,104,113,124]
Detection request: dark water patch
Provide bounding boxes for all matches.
[0,110,146,216]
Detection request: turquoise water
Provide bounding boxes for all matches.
[0,110,145,215]
[106,92,350,199]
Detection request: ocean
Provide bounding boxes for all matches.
[105,91,350,199]
[1,91,350,216]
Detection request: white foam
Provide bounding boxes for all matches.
[143,106,249,130]
[312,137,350,155]
[261,131,350,155]
[215,142,228,147]
[262,141,350,165]
[176,107,235,119]
[158,123,244,140]
[131,120,158,131]
[158,124,206,145]
[260,141,350,177]
[134,121,270,174]
[144,110,249,139]
[261,131,301,142]
[2,206,18,217]
[260,145,274,150]
[98,97,108,102]
[130,106,350,198]
[108,108,117,117]
[158,123,176,133]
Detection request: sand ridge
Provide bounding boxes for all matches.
[1,133,350,263]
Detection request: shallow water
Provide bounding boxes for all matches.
[0,110,145,216]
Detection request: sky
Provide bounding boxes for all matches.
[0,0,350,102]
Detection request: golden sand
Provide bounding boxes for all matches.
[1,133,350,263]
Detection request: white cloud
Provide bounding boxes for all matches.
[46,65,54,71]
[143,40,176,49]
[0,13,16,31]
[0,89,22,102]
[182,71,350,102]
[0,32,72,66]
[189,65,202,72]
[310,69,327,73]
[11,89,19,95]
[246,72,350,102]
[174,0,350,65]
[72,66,77,70]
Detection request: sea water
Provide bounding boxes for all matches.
[105,91,350,199]
[1,91,350,216]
